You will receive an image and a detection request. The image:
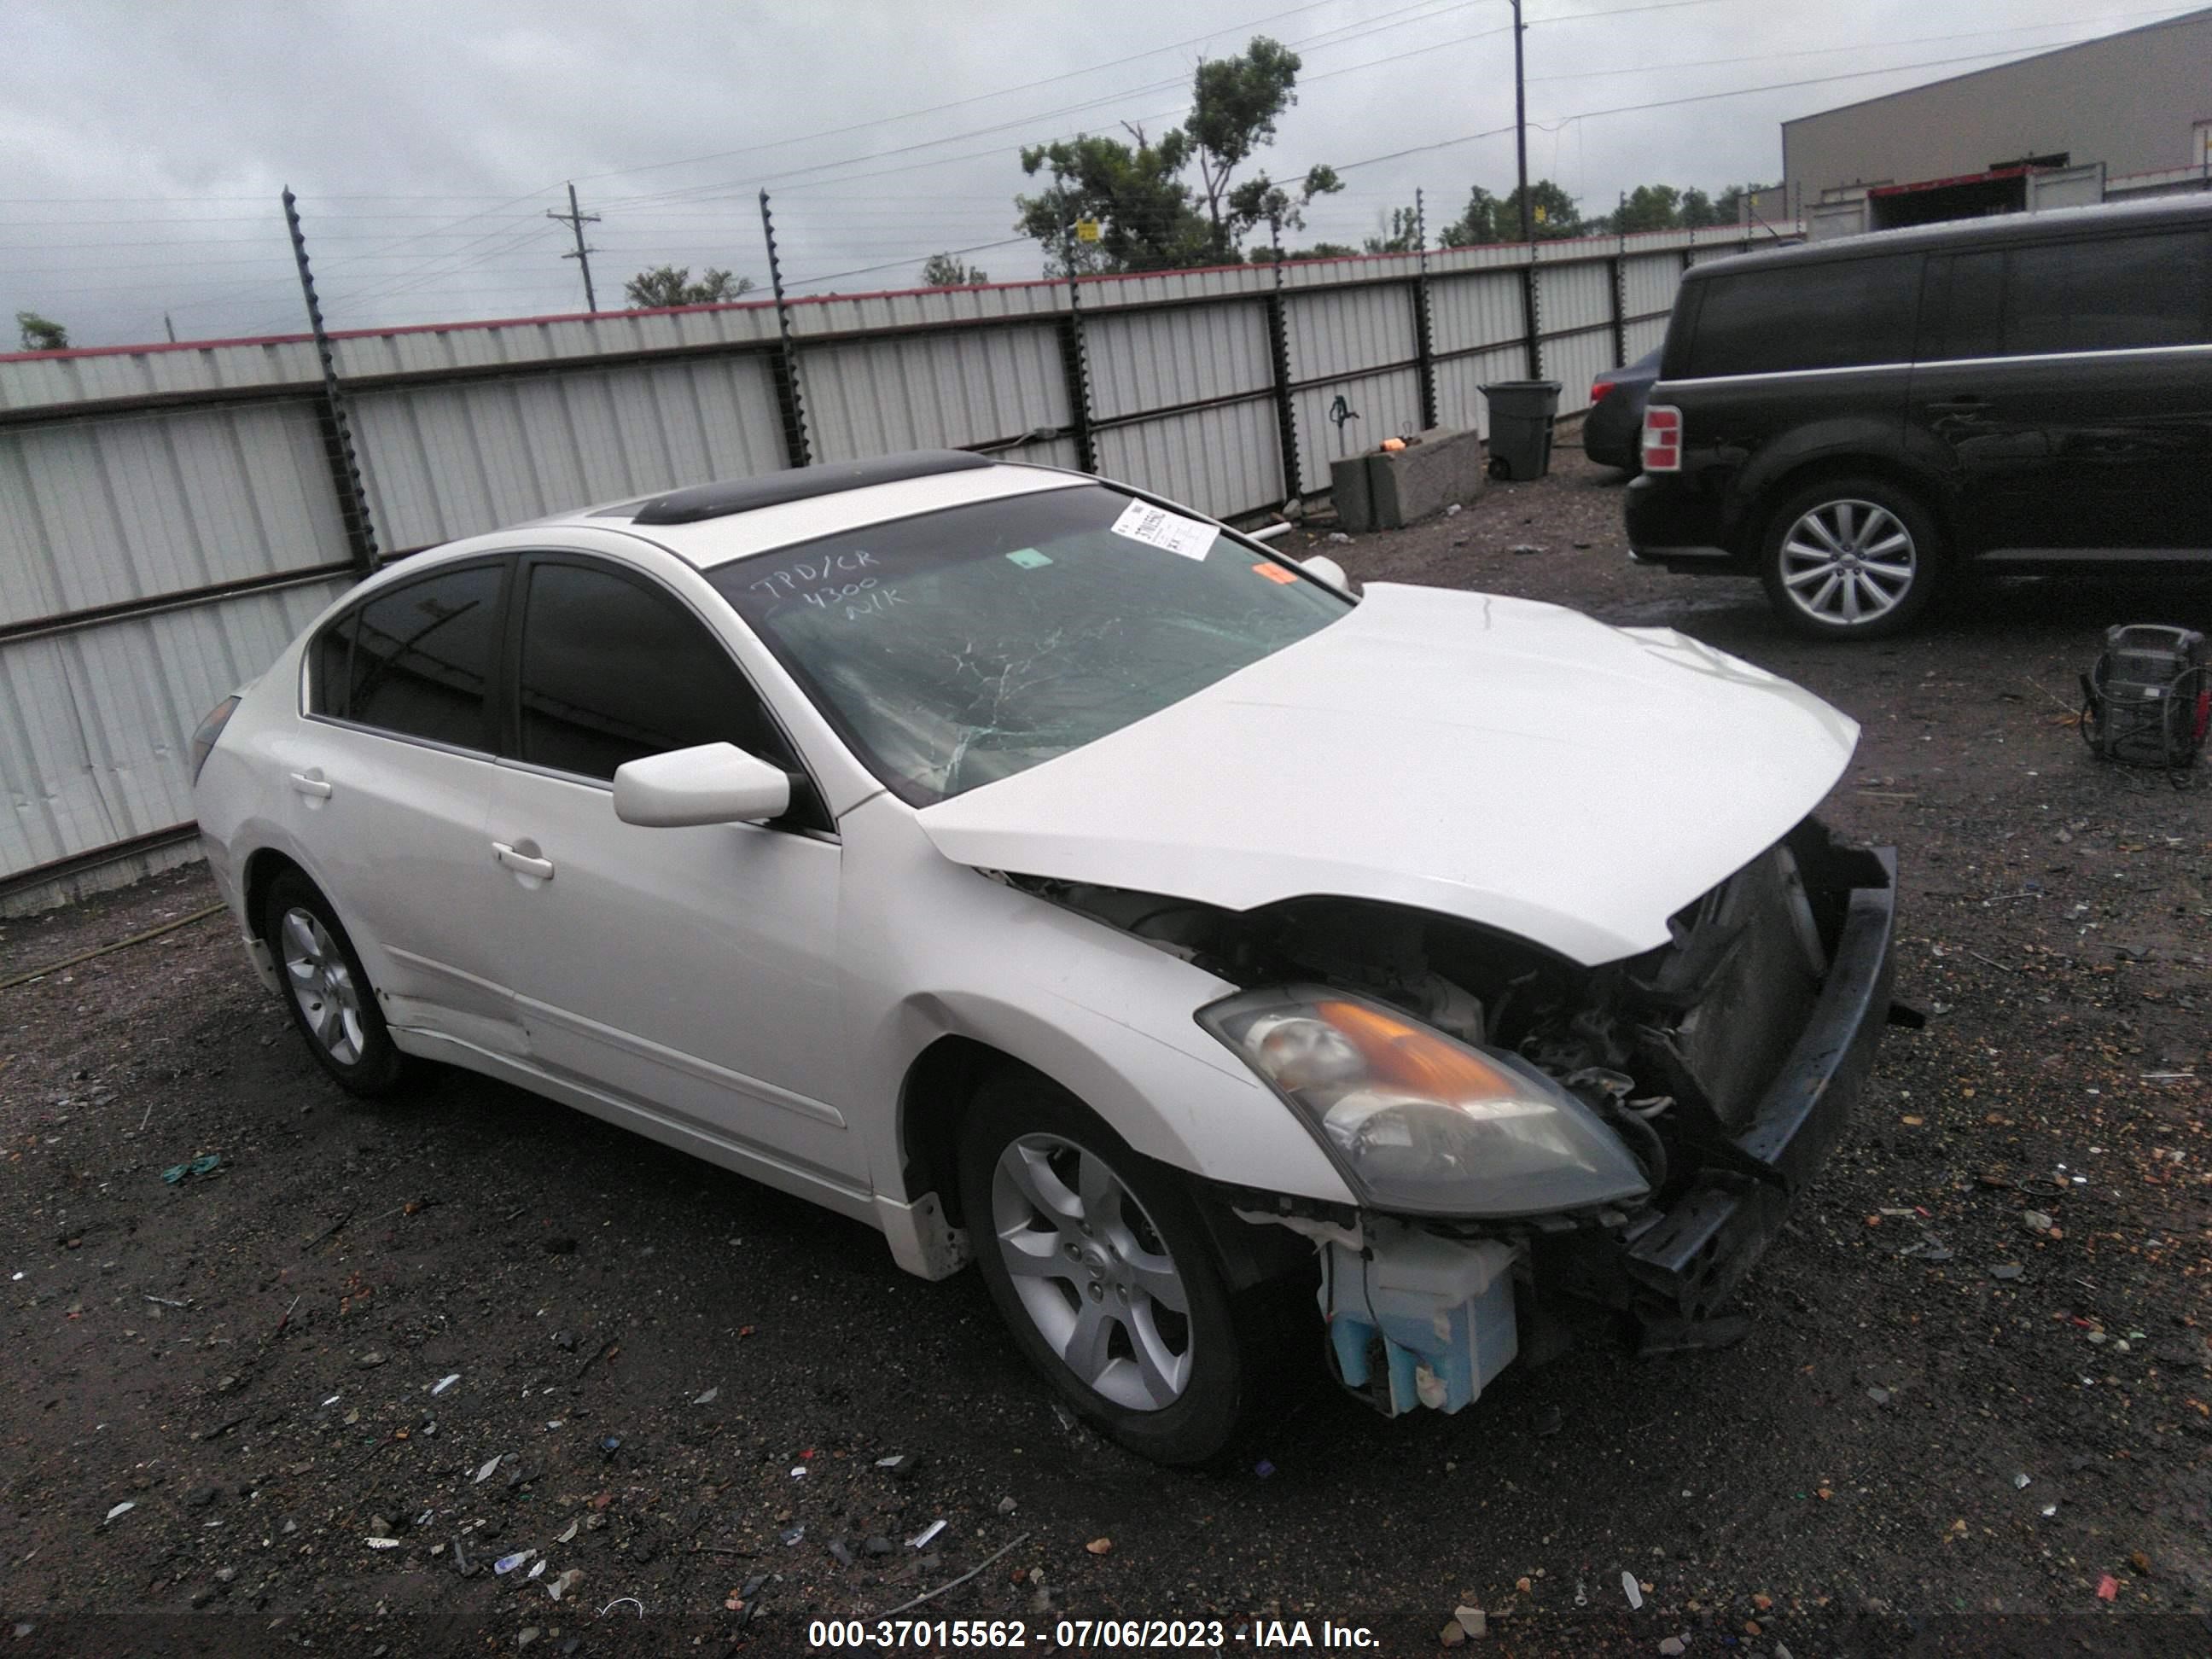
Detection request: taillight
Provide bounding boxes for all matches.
[1641,405,1682,472]
[189,695,240,787]
[1590,377,1616,405]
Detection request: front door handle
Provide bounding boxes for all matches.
[288,769,332,799]
[492,841,555,881]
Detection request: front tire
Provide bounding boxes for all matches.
[259,870,412,1097]
[958,1070,1252,1464]
[1759,476,1941,640]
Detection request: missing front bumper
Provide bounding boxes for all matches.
[1621,844,1898,1317]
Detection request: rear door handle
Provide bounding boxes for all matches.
[1927,397,1990,414]
[288,769,332,799]
[492,841,555,880]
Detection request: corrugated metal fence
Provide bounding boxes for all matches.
[0,222,1782,911]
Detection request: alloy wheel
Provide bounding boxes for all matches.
[281,906,366,1065]
[990,1132,1192,1412]
[1778,498,1917,627]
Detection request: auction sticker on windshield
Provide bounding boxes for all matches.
[1110,498,1217,562]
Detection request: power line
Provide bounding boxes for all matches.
[568,0,1475,192]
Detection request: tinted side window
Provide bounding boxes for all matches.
[2005,231,2207,354]
[310,612,355,718]
[1686,253,1922,376]
[346,564,503,748]
[516,561,794,783]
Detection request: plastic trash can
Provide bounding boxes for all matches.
[1479,380,1562,480]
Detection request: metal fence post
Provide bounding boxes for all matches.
[1520,256,1542,381]
[1412,189,1438,431]
[1265,217,1303,502]
[282,189,377,575]
[757,190,812,469]
[1056,209,1097,474]
[1608,247,1627,370]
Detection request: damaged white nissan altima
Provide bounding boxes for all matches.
[192,449,1898,1464]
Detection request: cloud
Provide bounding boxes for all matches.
[3,0,2185,347]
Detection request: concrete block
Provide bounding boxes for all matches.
[1370,427,1484,528]
[1327,452,1379,533]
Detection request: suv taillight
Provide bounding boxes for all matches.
[1641,405,1682,472]
[1590,377,1615,405]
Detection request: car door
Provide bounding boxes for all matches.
[1911,226,2212,557]
[291,557,522,1049]
[482,552,860,1185]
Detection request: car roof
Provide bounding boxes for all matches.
[1685,193,2212,282]
[516,453,1093,570]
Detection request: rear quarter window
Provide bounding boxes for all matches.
[1685,252,1924,377]
[1941,228,2211,358]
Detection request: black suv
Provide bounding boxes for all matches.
[1624,195,2212,638]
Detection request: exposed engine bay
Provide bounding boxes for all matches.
[1003,816,1901,1417]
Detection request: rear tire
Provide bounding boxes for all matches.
[1758,475,1941,641]
[958,1069,1254,1465]
[259,870,413,1097]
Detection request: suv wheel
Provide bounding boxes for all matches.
[1760,476,1941,640]
[958,1069,1252,1464]
[260,870,414,1097]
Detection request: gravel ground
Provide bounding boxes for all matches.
[3,444,2209,1657]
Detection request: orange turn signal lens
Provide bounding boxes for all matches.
[1310,999,1519,1101]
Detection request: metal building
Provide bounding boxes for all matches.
[1784,8,2212,239]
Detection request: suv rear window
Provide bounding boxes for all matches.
[1685,252,1922,377]
[1941,229,2210,358]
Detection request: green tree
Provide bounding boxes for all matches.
[1363,205,1423,254]
[1014,36,1338,274]
[1016,128,1208,276]
[1248,240,1357,263]
[1437,186,1503,247]
[16,310,67,351]
[1677,188,1720,230]
[1713,181,1778,227]
[623,265,755,308]
[918,253,989,287]
[1435,180,1580,246]
[1607,184,1685,234]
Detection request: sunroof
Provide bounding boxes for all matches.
[626,451,993,526]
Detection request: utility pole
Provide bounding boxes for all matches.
[163,312,176,343]
[547,183,601,311]
[1511,0,1532,244]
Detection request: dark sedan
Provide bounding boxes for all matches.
[1582,348,1661,472]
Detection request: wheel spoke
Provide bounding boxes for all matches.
[282,911,319,967]
[1076,1151,1120,1231]
[1839,574,1861,621]
[1807,573,1842,615]
[1062,1301,1116,1383]
[1125,1249,1187,1314]
[1125,1303,1189,1408]
[1801,513,1844,555]
[999,1227,1073,1280]
[1003,1142,1080,1225]
[1781,555,1836,588]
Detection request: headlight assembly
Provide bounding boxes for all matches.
[1201,986,1650,1217]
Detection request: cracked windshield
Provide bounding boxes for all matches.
[713,482,1348,804]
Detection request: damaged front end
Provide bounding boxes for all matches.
[1010,818,1899,1419]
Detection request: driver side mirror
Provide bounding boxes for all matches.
[613,742,792,827]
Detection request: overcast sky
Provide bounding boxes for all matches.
[4,0,2199,349]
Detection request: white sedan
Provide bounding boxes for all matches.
[191,451,1897,1464]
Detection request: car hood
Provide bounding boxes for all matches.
[916,582,1859,966]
